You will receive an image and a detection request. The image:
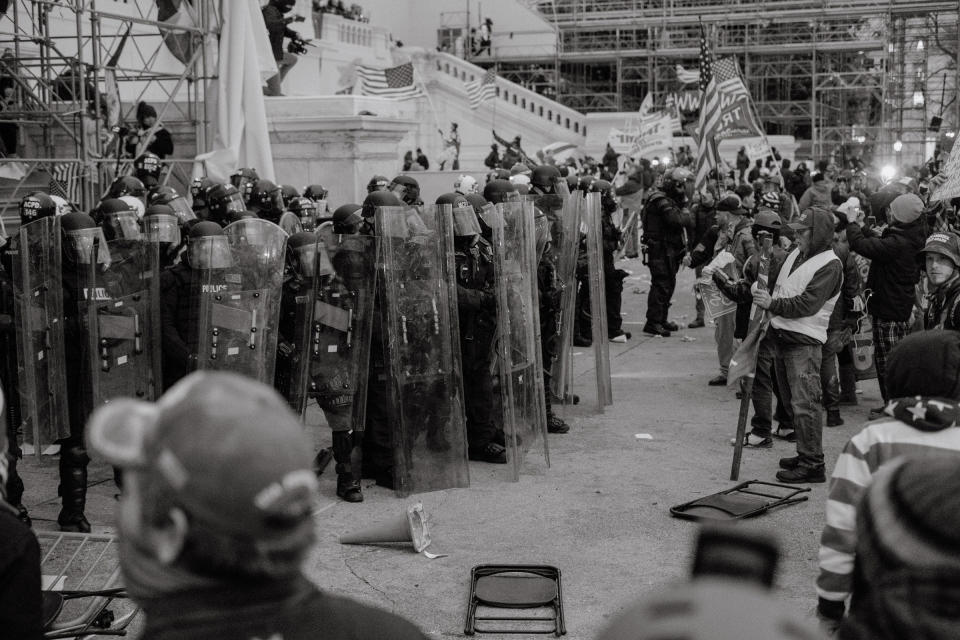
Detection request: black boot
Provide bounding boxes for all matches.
[58,444,91,533]
[5,450,30,526]
[332,432,363,503]
[838,363,858,405]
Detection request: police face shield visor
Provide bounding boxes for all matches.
[477,203,500,232]
[389,183,410,200]
[144,214,181,244]
[452,205,482,237]
[291,242,318,279]
[188,235,232,269]
[222,191,246,216]
[267,188,285,212]
[64,227,111,265]
[167,197,197,223]
[297,202,319,227]
[102,211,142,241]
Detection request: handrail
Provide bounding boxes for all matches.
[425,50,587,137]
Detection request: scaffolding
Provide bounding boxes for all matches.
[470,0,960,163]
[0,0,218,218]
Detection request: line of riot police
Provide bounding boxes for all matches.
[0,166,614,530]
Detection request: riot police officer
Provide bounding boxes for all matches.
[1,192,59,524]
[641,167,694,337]
[159,221,228,389]
[60,211,109,532]
[332,204,362,235]
[359,190,404,486]
[593,179,630,342]
[205,183,246,227]
[106,175,147,206]
[280,184,300,208]
[190,176,215,220]
[230,167,260,206]
[440,192,506,463]
[389,175,423,206]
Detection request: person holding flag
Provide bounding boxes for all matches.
[750,207,843,483]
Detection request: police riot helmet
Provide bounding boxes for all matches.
[61,211,109,265]
[19,191,57,225]
[108,175,146,200]
[361,190,403,219]
[133,151,162,181]
[280,184,300,208]
[454,174,478,195]
[49,194,72,217]
[531,165,562,191]
[483,179,519,204]
[187,220,231,269]
[149,189,196,224]
[229,167,259,190]
[206,183,246,226]
[253,179,284,215]
[95,198,135,223]
[285,231,318,282]
[366,175,389,194]
[303,184,329,201]
[578,175,596,192]
[389,175,420,205]
[565,174,579,191]
[437,192,481,238]
[191,176,214,202]
[332,203,363,234]
[119,195,146,219]
[662,167,694,198]
[287,196,318,231]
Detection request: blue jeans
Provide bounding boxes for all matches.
[773,341,824,470]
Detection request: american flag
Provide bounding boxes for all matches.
[49,162,83,205]
[694,24,721,190]
[357,62,424,100]
[465,69,497,109]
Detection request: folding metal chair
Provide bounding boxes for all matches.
[464,564,565,636]
[669,480,811,521]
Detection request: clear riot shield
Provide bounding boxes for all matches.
[492,201,550,480]
[583,192,613,409]
[12,217,69,457]
[376,204,469,496]
[288,233,377,433]
[278,211,304,235]
[196,219,287,383]
[81,238,162,406]
[550,191,583,401]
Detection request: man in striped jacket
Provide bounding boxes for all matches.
[815,330,960,632]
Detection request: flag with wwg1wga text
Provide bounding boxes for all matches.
[357,62,423,99]
[49,162,83,205]
[694,24,721,191]
[465,69,497,109]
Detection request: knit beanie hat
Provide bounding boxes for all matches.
[885,330,960,400]
[889,193,924,225]
[136,101,157,123]
[844,456,960,640]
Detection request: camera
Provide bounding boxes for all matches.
[287,37,311,55]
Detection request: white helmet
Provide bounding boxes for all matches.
[49,194,71,216]
[454,174,478,195]
[510,174,530,187]
[119,195,146,218]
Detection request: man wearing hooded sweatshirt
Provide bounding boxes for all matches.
[751,206,843,483]
[919,232,960,330]
[124,102,174,159]
[815,330,960,634]
[842,193,926,410]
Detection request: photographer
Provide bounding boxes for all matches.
[263,0,308,97]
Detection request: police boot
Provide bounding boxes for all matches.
[544,388,570,434]
[5,458,31,527]
[838,363,858,405]
[332,431,363,503]
[57,444,91,533]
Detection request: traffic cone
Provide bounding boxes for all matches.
[339,502,431,552]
